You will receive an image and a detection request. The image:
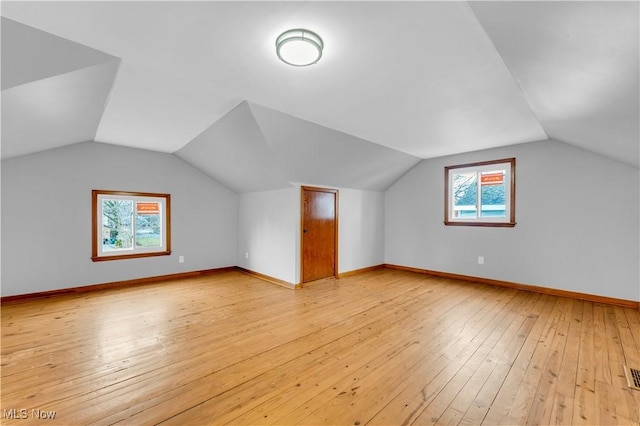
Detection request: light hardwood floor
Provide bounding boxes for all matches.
[2,269,639,425]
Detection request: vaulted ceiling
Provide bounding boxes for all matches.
[2,1,638,192]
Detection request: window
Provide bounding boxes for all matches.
[92,190,171,261]
[444,158,515,227]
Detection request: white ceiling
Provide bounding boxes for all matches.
[470,1,639,168]
[176,101,422,192]
[1,1,638,191]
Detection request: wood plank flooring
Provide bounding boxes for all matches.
[2,269,639,425]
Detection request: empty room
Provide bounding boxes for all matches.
[1,1,639,425]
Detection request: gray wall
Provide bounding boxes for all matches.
[1,142,237,297]
[385,139,639,302]
[3,138,637,302]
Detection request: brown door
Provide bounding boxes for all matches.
[301,187,338,283]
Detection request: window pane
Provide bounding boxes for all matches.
[453,172,477,218]
[93,190,171,261]
[135,202,161,247]
[444,158,515,227]
[480,170,506,218]
[102,199,133,251]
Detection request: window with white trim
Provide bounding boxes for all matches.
[444,158,516,227]
[92,190,171,261]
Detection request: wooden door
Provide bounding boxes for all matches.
[301,187,338,284]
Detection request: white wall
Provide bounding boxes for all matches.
[237,187,299,284]
[1,142,238,297]
[237,185,386,285]
[338,188,385,273]
[385,139,639,302]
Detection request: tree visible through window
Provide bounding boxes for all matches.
[92,190,171,261]
[445,158,515,227]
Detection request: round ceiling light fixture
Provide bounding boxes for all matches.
[275,29,323,67]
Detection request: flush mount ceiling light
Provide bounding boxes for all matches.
[276,29,323,66]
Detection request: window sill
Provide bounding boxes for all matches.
[444,221,516,228]
[91,251,172,262]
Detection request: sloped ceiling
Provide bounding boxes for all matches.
[1,18,120,159]
[470,1,639,167]
[1,2,638,192]
[175,101,292,193]
[176,101,421,192]
[248,103,422,191]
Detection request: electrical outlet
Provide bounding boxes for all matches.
[245,252,249,259]
[179,255,184,264]
[478,256,484,265]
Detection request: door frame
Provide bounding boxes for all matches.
[300,186,339,285]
